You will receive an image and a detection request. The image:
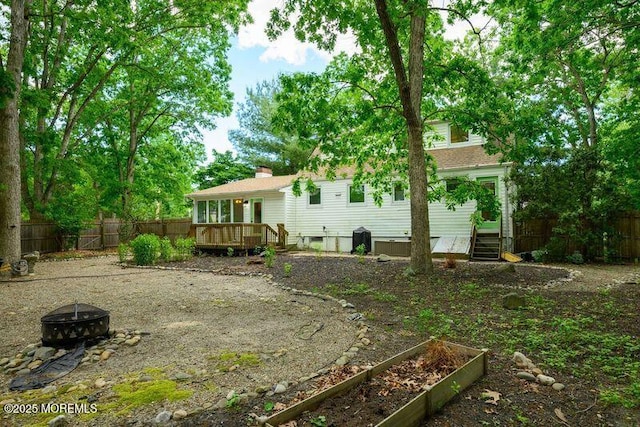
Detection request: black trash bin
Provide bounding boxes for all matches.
[351,227,371,254]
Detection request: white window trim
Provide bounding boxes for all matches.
[392,183,408,203]
[308,187,322,207]
[448,124,471,146]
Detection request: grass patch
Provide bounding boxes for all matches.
[101,380,193,416]
[208,351,262,372]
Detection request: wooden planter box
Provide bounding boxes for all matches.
[265,339,487,427]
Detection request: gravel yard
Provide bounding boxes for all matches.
[0,256,359,426]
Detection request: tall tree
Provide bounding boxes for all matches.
[194,150,253,190]
[480,0,640,259]
[269,1,486,274]
[18,0,249,225]
[230,79,312,175]
[0,0,31,263]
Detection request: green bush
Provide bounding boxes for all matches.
[174,237,195,261]
[566,251,585,264]
[117,243,130,262]
[159,237,174,262]
[129,234,161,265]
[264,246,276,268]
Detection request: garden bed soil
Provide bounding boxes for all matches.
[271,341,474,427]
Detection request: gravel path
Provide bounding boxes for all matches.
[0,256,359,424]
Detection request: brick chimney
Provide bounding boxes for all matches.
[255,166,273,178]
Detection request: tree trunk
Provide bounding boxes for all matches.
[374,0,433,274]
[0,0,31,263]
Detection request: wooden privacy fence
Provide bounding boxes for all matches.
[20,218,193,254]
[514,212,640,260]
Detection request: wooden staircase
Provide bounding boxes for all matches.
[470,223,502,261]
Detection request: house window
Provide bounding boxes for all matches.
[197,201,207,223]
[450,124,469,144]
[220,199,232,223]
[393,183,405,201]
[309,188,321,205]
[348,184,365,204]
[208,200,218,223]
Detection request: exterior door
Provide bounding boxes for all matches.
[251,199,263,223]
[477,177,499,231]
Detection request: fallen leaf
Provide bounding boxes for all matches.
[481,389,501,405]
[555,408,569,423]
[484,407,498,414]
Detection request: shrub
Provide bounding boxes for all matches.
[159,237,174,262]
[531,249,548,263]
[129,234,161,265]
[117,243,130,263]
[283,262,292,277]
[227,247,234,257]
[355,243,366,264]
[174,237,195,261]
[566,251,584,265]
[264,246,276,268]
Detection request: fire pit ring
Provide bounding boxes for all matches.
[41,303,110,346]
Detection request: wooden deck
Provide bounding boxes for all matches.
[189,223,287,251]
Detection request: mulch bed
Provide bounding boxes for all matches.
[166,253,640,427]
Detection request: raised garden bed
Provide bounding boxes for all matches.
[265,339,487,427]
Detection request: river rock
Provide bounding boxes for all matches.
[154,410,172,424]
[273,383,287,394]
[173,409,188,420]
[0,357,9,366]
[28,360,43,370]
[34,346,56,360]
[516,371,537,382]
[377,254,391,262]
[512,352,534,369]
[502,293,525,309]
[536,374,556,385]
[99,351,112,361]
[124,336,141,346]
[94,378,107,388]
[552,383,566,391]
[335,355,349,366]
[47,415,67,427]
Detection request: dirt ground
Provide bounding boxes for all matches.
[0,252,638,426]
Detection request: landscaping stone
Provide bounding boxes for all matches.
[47,415,67,427]
[512,352,535,369]
[0,357,9,366]
[503,293,526,309]
[172,372,192,381]
[274,383,287,394]
[41,385,57,394]
[552,383,566,391]
[536,374,556,385]
[516,371,537,382]
[16,368,31,375]
[213,398,227,409]
[99,351,112,361]
[94,378,107,388]
[124,336,141,346]
[173,409,188,420]
[33,347,56,360]
[255,385,270,394]
[335,355,349,366]
[154,410,172,424]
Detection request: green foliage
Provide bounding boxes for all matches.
[283,262,292,277]
[355,243,366,264]
[230,79,313,175]
[0,68,17,109]
[264,246,276,268]
[106,379,192,415]
[129,234,161,265]
[194,150,254,190]
[227,247,235,257]
[117,243,130,262]
[226,392,240,409]
[403,308,452,337]
[174,237,196,261]
[264,401,275,412]
[159,237,174,262]
[566,251,585,265]
[310,415,327,427]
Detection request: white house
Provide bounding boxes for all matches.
[186,122,513,259]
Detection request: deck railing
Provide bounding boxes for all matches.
[190,223,281,250]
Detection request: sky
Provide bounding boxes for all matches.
[200,1,357,161]
[201,0,486,163]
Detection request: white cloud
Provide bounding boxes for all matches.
[238,0,357,66]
